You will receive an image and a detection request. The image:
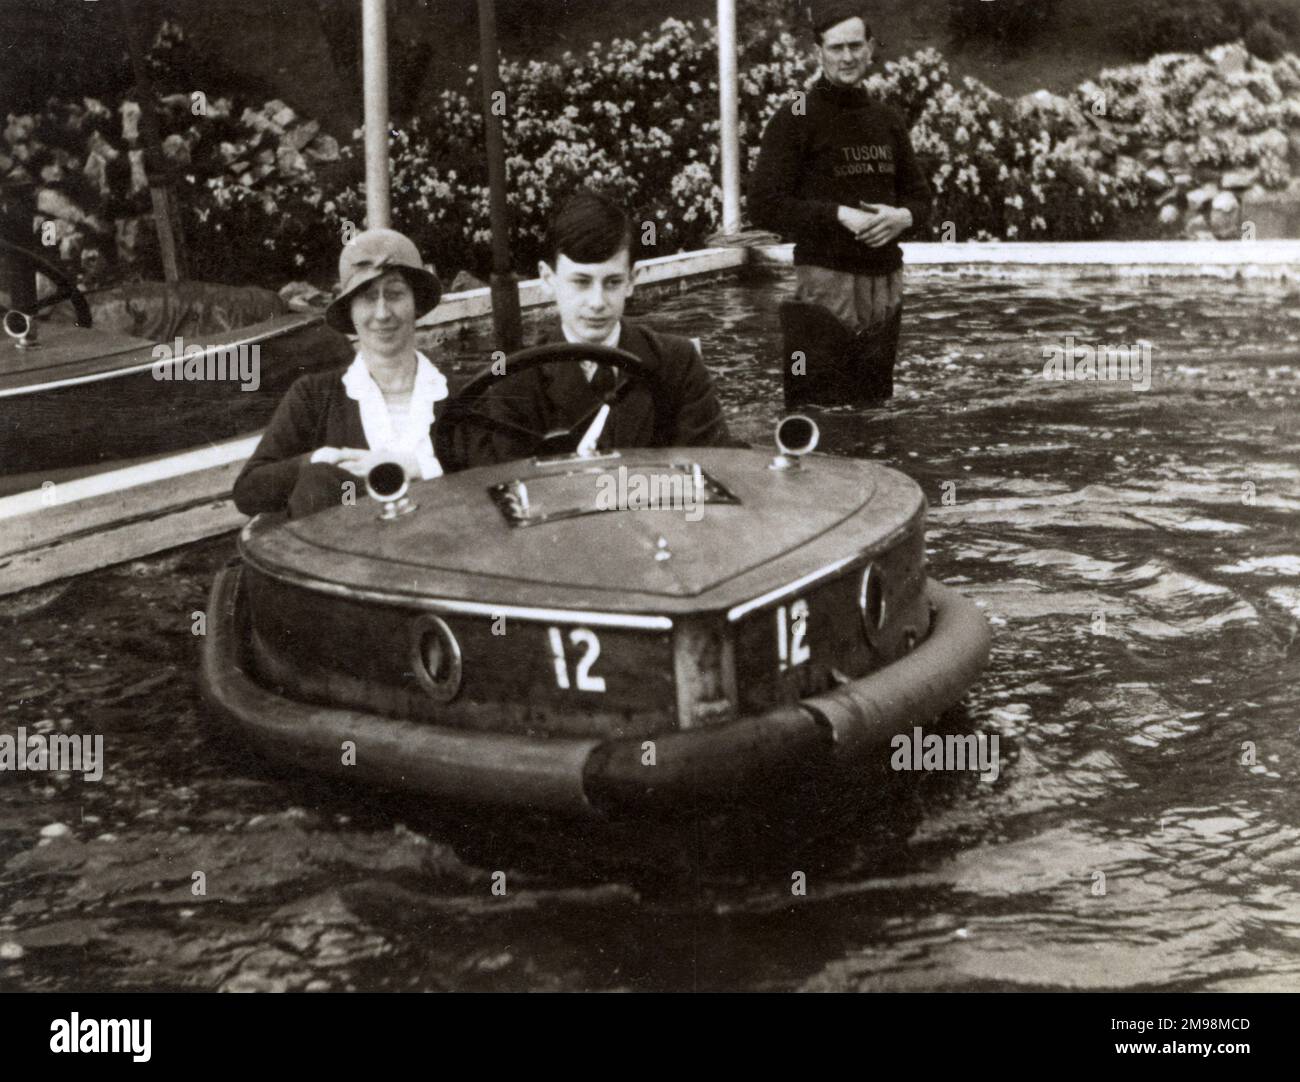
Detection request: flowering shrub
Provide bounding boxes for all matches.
[9,15,1300,291]
[906,74,1144,240]
[326,18,814,277]
[1,20,341,288]
[1078,46,1299,181]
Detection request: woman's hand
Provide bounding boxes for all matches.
[312,445,421,480]
[310,446,371,474]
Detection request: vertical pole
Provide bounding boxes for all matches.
[0,182,38,310]
[477,0,521,351]
[717,0,742,235]
[362,0,391,229]
[122,0,187,281]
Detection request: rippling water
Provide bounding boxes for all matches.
[2,270,1298,991]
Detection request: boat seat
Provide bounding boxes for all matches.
[76,280,289,341]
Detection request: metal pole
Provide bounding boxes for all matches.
[717,0,742,235]
[362,0,391,229]
[477,0,521,351]
[122,0,187,281]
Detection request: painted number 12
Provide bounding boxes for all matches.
[546,627,606,692]
[776,599,810,671]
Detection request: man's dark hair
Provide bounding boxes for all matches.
[808,1,872,44]
[549,189,635,267]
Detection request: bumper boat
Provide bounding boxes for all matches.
[0,239,352,494]
[200,343,991,817]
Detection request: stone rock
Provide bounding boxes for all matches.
[39,162,63,183]
[304,134,340,164]
[0,942,24,961]
[39,822,70,838]
[279,280,334,312]
[0,151,11,174]
[1138,147,1160,166]
[1161,140,1189,169]
[1184,213,1211,237]
[1186,185,1217,213]
[1240,179,1300,238]
[1209,190,1240,238]
[268,101,297,129]
[450,270,488,293]
[1220,168,1258,190]
[276,146,307,175]
[1158,204,1180,226]
[1208,42,1249,77]
[1173,173,1194,188]
[281,119,320,152]
[1144,166,1171,189]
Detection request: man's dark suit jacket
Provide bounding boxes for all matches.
[468,319,732,465]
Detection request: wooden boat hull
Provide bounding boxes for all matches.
[200,562,991,818]
[0,314,352,483]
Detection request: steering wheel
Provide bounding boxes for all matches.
[434,342,675,472]
[0,239,93,328]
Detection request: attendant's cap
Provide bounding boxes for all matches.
[806,1,872,39]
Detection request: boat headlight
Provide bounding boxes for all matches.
[769,414,819,470]
[858,563,886,637]
[411,615,463,703]
[3,309,37,348]
[367,461,417,519]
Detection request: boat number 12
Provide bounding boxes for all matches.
[546,627,606,692]
[776,600,810,671]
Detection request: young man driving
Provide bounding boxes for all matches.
[467,190,731,464]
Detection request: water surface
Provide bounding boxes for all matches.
[2,270,1298,991]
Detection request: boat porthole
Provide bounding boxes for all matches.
[410,615,463,703]
[859,563,887,636]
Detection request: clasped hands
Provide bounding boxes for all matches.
[837,203,912,247]
[311,445,422,480]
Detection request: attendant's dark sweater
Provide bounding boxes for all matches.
[748,76,932,276]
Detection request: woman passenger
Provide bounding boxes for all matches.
[232,229,447,518]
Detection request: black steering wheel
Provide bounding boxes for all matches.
[434,342,675,472]
[0,239,93,328]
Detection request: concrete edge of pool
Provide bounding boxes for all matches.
[4,237,1300,595]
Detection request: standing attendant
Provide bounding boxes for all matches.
[232,229,448,518]
[749,1,932,404]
